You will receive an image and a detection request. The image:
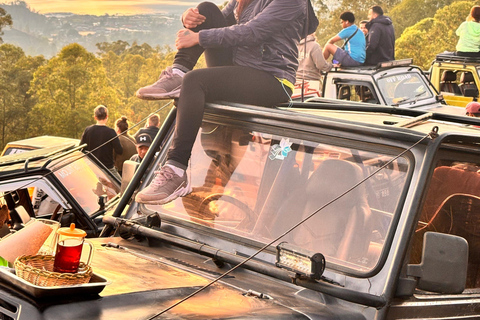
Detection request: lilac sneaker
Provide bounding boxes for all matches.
[136,67,182,100]
[135,165,191,205]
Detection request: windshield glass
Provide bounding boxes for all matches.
[149,123,409,273]
[52,154,120,215]
[377,72,434,105]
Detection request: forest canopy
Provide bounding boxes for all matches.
[0,0,477,149]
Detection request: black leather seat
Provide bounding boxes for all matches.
[270,159,372,264]
[440,71,461,94]
[459,72,479,97]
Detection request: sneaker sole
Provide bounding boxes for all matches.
[136,88,181,100]
[136,182,192,205]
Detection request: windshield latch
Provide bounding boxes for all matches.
[244,289,272,300]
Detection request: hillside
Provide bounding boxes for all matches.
[0,1,182,57]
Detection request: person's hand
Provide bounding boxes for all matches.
[176,29,200,49]
[182,8,206,29]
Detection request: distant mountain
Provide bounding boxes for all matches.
[0,1,183,57]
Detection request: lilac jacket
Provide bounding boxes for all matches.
[199,0,319,85]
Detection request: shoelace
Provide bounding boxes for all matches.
[151,167,174,186]
[157,67,174,82]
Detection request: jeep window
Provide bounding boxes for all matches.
[411,161,480,289]
[437,69,479,98]
[377,73,433,105]
[335,83,379,104]
[52,156,120,215]
[148,122,409,273]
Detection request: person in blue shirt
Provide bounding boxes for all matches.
[323,11,366,67]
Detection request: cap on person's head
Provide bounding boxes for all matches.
[466,101,480,114]
[135,133,152,147]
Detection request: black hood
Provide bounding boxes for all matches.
[367,15,393,27]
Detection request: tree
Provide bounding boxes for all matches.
[0,44,44,148]
[29,43,120,138]
[0,7,12,43]
[96,40,130,56]
[396,1,477,69]
[390,0,459,38]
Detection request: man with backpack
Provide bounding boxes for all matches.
[323,11,366,67]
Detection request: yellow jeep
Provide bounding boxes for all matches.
[429,53,480,107]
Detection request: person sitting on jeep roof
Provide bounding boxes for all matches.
[134,0,319,205]
[359,20,368,36]
[365,5,395,65]
[455,6,480,57]
[297,33,332,81]
[322,11,366,67]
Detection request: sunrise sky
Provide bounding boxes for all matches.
[22,0,225,15]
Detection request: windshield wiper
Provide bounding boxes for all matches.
[393,91,427,106]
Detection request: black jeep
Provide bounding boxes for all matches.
[1,102,480,319]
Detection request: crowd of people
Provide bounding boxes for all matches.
[78,1,479,206]
[80,107,161,179]
[294,5,395,97]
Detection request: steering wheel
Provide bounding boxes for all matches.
[49,204,64,222]
[198,193,258,229]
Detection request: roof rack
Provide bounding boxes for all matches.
[434,52,480,63]
[334,59,413,72]
[375,58,413,69]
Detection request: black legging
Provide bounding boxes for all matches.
[166,2,292,169]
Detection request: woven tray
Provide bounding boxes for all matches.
[14,255,92,287]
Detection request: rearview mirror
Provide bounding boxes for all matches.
[407,232,468,294]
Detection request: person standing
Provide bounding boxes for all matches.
[114,116,137,176]
[323,11,365,67]
[130,133,153,163]
[134,0,319,205]
[365,5,395,65]
[80,105,123,180]
[134,113,161,141]
[455,6,480,57]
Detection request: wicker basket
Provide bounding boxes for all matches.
[14,255,92,287]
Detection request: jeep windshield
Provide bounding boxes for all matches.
[377,72,434,106]
[51,155,120,215]
[144,122,409,274]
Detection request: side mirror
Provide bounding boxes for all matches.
[407,232,468,294]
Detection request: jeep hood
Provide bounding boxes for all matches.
[0,238,365,320]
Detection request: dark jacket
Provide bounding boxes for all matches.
[199,0,319,86]
[134,126,159,141]
[114,134,137,173]
[80,125,123,169]
[365,15,395,66]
